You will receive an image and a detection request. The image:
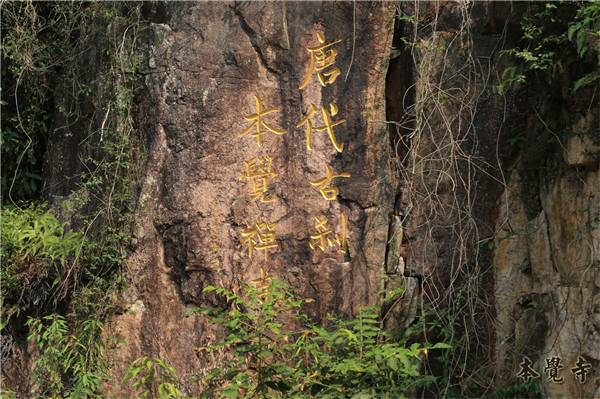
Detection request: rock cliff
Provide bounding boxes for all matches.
[103,2,397,396]
[2,2,598,398]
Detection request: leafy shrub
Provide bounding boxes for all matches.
[498,2,599,94]
[1,203,83,328]
[26,314,109,398]
[122,357,189,399]
[181,276,448,398]
[492,378,541,399]
[1,203,83,265]
[568,2,600,92]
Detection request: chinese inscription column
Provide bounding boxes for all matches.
[237,95,286,265]
[298,32,349,256]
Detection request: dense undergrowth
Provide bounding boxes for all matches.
[1,1,598,398]
[122,277,450,399]
[1,1,141,397]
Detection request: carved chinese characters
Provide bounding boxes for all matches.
[235,31,351,267]
[300,32,349,255]
[237,96,285,262]
[299,32,342,89]
[239,157,277,203]
[297,103,346,152]
[238,95,286,147]
[310,165,350,201]
[310,213,347,253]
[239,221,278,261]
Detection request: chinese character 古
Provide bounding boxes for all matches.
[517,357,540,383]
[310,165,350,201]
[239,221,278,261]
[309,213,347,253]
[299,32,342,89]
[239,156,278,202]
[238,95,286,147]
[571,356,592,384]
[297,103,346,153]
[543,356,564,383]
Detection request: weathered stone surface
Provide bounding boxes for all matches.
[389,2,600,397]
[101,2,396,396]
[564,112,600,167]
[494,168,536,381]
[493,104,600,397]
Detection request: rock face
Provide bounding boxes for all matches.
[384,1,600,397]
[494,113,600,398]
[103,2,396,396]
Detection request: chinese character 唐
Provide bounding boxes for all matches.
[299,32,342,89]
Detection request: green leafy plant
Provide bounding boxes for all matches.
[492,378,541,399]
[1,203,84,327]
[26,314,109,398]
[1,2,144,396]
[497,3,569,94]
[122,357,189,399]
[0,378,18,399]
[498,2,600,94]
[506,132,526,148]
[1,1,96,203]
[568,2,600,92]
[182,276,448,398]
[479,231,514,251]
[0,203,83,265]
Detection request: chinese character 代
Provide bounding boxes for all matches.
[297,103,346,153]
[239,221,278,261]
[299,32,342,89]
[310,165,350,201]
[517,357,540,383]
[238,95,286,147]
[543,356,564,383]
[239,156,278,202]
[571,356,592,384]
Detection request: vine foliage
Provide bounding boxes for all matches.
[1,2,143,397]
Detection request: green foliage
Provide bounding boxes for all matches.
[506,132,526,148]
[179,279,447,398]
[419,294,476,397]
[492,378,541,399]
[26,314,110,398]
[1,1,143,396]
[479,231,514,251]
[0,203,84,328]
[396,11,446,52]
[1,203,83,265]
[498,2,600,94]
[122,357,190,399]
[497,3,571,94]
[0,1,94,203]
[64,2,142,294]
[0,378,18,399]
[1,0,141,313]
[568,2,600,92]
